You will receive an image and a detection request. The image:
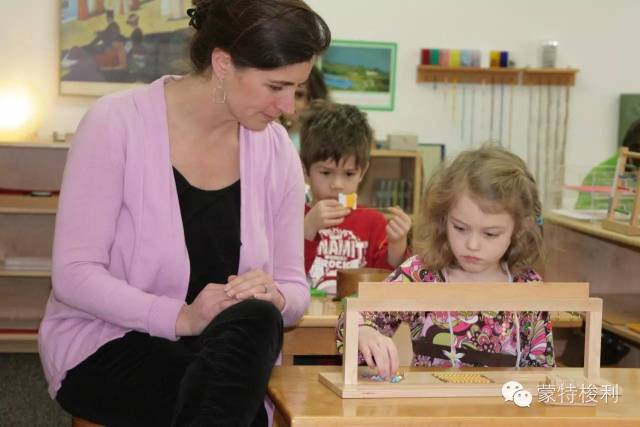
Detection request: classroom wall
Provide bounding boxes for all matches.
[1,0,639,188]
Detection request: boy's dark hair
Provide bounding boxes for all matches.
[299,100,373,172]
[188,0,330,73]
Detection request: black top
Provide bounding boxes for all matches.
[173,167,241,304]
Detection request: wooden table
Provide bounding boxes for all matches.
[282,296,583,365]
[544,212,640,348]
[268,366,640,426]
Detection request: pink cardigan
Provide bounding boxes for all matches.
[38,76,309,399]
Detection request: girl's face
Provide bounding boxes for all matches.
[223,58,315,131]
[446,192,515,276]
[282,84,310,126]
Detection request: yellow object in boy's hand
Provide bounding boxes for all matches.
[338,192,358,209]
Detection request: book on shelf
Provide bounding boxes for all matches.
[373,179,412,212]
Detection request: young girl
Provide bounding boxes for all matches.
[336,145,555,379]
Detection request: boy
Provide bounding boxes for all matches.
[300,101,412,294]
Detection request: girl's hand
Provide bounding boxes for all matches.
[358,325,400,379]
[175,284,239,336]
[385,206,412,243]
[225,270,285,311]
[304,199,350,240]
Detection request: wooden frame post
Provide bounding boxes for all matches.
[602,147,640,236]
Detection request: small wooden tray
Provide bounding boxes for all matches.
[319,368,617,399]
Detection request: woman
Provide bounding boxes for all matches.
[38,1,330,426]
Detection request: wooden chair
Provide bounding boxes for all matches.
[320,282,612,398]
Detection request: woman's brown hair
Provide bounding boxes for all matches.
[188,0,331,72]
[413,145,543,275]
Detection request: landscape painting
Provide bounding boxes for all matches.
[319,40,397,111]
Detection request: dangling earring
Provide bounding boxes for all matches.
[213,76,226,104]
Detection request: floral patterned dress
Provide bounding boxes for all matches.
[336,255,555,368]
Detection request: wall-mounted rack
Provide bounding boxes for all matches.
[416,65,578,86]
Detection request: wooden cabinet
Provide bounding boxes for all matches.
[359,149,423,216]
[0,141,68,352]
[0,145,423,353]
[544,211,640,367]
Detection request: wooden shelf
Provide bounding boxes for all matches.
[603,322,640,346]
[545,211,640,249]
[371,149,421,158]
[361,150,423,216]
[0,140,70,149]
[0,281,50,331]
[593,293,640,345]
[0,331,38,353]
[416,66,579,86]
[596,293,640,325]
[0,143,62,353]
[0,194,58,214]
[522,68,578,86]
[0,268,50,278]
[416,65,521,85]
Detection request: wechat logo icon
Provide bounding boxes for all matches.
[502,381,532,408]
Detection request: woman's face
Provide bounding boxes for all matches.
[224,59,315,131]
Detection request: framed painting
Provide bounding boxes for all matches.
[618,94,640,146]
[60,0,192,96]
[319,40,397,111]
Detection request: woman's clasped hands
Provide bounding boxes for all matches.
[176,269,284,337]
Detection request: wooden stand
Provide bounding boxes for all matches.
[602,147,640,236]
[320,282,611,398]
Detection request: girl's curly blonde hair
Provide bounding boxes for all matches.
[413,145,543,275]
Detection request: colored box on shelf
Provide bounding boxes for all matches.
[471,49,482,67]
[500,51,509,68]
[439,49,450,67]
[449,49,461,67]
[429,49,440,65]
[384,133,418,151]
[460,50,472,67]
[490,50,500,68]
[421,48,430,65]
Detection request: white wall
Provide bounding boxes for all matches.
[2,0,640,180]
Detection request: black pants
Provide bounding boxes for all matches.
[56,299,283,427]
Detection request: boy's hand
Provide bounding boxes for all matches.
[359,325,400,379]
[304,199,351,240]
[386,206,412,243]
